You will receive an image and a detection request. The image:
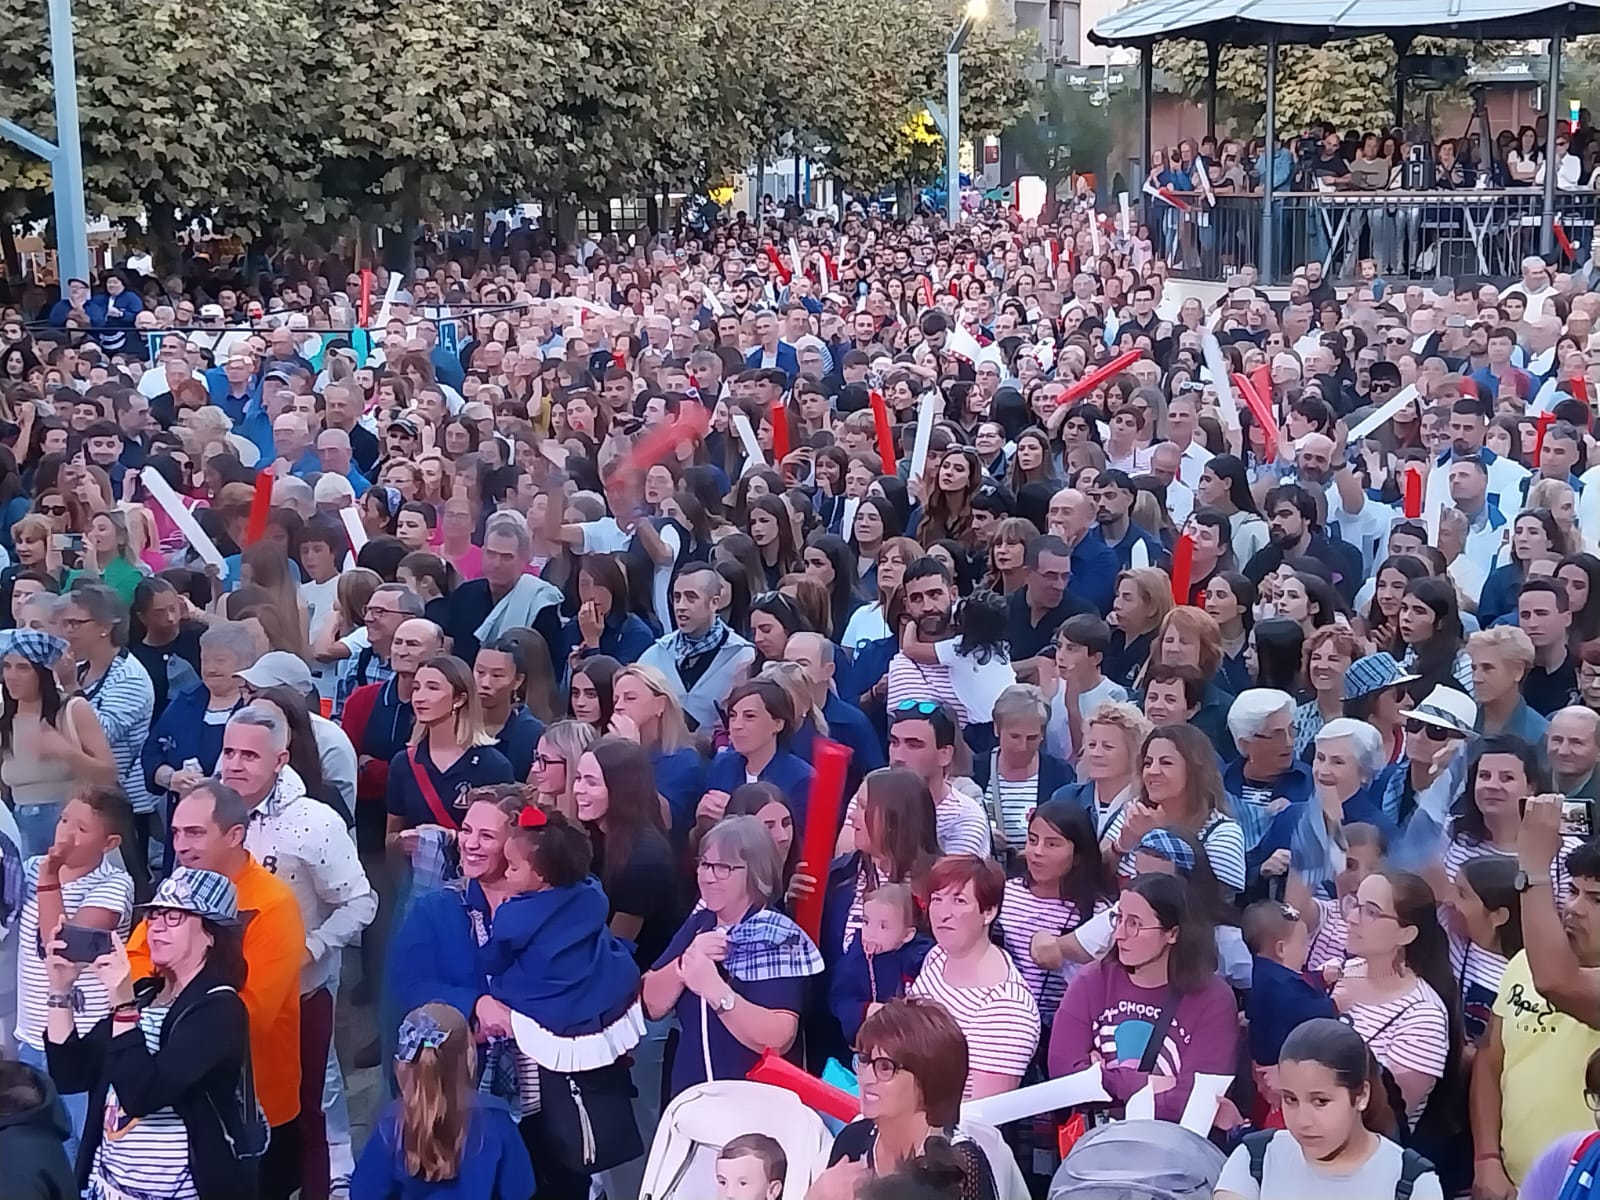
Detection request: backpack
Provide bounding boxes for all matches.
[1242,1129,1432,1199]
[1558,1131,1600,1200]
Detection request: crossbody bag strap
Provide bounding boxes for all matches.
[1138,986,1180,1075]
[407,746,459,829]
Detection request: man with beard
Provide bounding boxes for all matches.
[1422,397,1529,521]
[1242,483,1363,602]
[1480,796,1600,1195]
[884,557,970,720]
[1086,470,1167,571]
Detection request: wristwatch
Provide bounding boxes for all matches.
[714,990,737,1013]
[1514,869,1552,893]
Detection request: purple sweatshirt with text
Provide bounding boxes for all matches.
[1047,958,1240,1122]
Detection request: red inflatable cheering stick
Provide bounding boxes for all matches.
[791,739,851,943]
[603,405,710,486]
[1230,372,1278,465]
[1402,466,1423,519]
[244,469,275,545]
[746,1049,861,1123]
[1170,534,1195,606]
[868,390,897,473]
[1055,349,1142,408]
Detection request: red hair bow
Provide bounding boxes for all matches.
[518,806,548,829]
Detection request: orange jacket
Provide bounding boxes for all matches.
[126,854,305,1127]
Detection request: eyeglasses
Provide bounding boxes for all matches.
[852,1052,903,1082]
[1340,895,1399,924]
[146,908,191,929]
[697,860,748,881]
[1112,911,1150,936]
[1403,717,1462,742]
[534,753,566,770]
[39,505,67,516]
[363,606,401,621]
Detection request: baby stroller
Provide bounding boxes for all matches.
[638,1080,834,1199]
[1048,1120,1225,1199]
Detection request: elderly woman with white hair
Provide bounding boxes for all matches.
[1286,717,1396,891]
[1223,688,1314,896]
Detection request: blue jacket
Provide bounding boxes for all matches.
[384,881,491,1064]
[353,1095,535,1200]
[706,748,815,833]
[142,684,235,799]
[1247,957,1337,1066]
[791,694,886,802]
[654,746,708,838]
[828,934,932,1046]
[838,635,896,709]
[565,612,655,668]
[744,342,800,382]
[1070,530,1120,615]
[480,877,640,1036]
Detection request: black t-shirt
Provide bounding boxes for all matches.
[129,621,206,720]
[1310,154,1350,187]
[1524,654,1579,717]
[592,825,684,969]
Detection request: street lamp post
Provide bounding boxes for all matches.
[945,0,986,227]
[0,0,89,284]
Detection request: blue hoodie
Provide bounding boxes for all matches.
[479,877,640,1036]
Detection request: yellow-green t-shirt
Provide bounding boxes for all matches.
[1493,949,1600,1181]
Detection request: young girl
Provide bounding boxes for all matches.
[1216,1018,1442,1199]
[897,588,1016,723]
[1449,854,1523,1046]
[352,1004,536,1199]
[998,800,1115,1023]
[480,808,645,1062]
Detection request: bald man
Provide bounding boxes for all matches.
[784,631,883,799]
[1049,486,1115,615]
[315,426,371,496]
[1549,706,1600,802]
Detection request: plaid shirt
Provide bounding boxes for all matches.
[333,645,394,719]
[723,909,825,983]
[81,650,156,814]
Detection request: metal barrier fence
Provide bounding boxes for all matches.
[1147,189,1599,281]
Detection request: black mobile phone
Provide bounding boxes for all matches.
[58,923,112,964]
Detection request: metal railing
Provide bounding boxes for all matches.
[1147,189,1599,282]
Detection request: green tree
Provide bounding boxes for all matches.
[1006,73,1139,205]
[794,0,1035,190]
[0,0,318,249]
[1156,37,1513,136]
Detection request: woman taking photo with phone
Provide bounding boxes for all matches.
[43,866,256,1200]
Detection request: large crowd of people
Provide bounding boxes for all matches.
[3,183,1600,1199]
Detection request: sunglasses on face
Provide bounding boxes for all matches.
[1404,717,1462,742]
[39,505,66,516]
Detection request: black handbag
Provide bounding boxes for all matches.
[535,1059,642,1173]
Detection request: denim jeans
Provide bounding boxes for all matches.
[12,804,61,858]
[19,1039,85,1166]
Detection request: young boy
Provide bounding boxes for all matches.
[1051,614,1129,757]
[16,786,135,1165]
[827,883,926,1043]
[295,518,344,705]
[716,1132,787,1200]
[1242,899,1336,1102]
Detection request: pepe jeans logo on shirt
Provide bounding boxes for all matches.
[1505,982,1558,1031]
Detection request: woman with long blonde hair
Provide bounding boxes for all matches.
[608,663,704,835]
[354,1003,534,1194]
[531,718,599,821]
